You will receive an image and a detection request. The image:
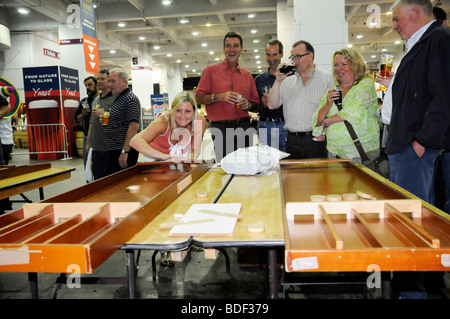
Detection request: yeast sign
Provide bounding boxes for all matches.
[80,0,99,74]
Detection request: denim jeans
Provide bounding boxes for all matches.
[257,121,287,152]
[388,144,440,204]
[440,151,450,213]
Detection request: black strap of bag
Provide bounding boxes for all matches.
[335,103,371,164]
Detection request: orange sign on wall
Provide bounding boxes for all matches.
[82,34,100,75]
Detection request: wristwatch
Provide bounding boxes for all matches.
[121,149,129,154]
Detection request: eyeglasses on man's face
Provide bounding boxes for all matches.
[289,52,310,61]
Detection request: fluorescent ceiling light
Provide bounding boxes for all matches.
[356,34,363,39]
[139,36,146,40]
[110,50,116,54]
[201,42,208,47]
[18,8,30,14]
[180,17,189,24]
[162,0,173,5]
[118,22,127,27]
[248,13,256,18]
[154,45,161,50]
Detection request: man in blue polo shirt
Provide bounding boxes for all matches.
[255,39,287,152]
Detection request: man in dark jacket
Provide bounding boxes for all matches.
[386,0,450,205]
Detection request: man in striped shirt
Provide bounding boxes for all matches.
[268,40,334,159]
[106,68,140,175]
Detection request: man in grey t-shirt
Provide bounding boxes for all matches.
[86,69,116,180]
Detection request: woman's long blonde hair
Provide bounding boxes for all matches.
[168,91,198,134]
[332,47,373,85]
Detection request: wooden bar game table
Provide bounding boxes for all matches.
[280,159,450,298]
[122,165,285,298]
[0,163,209,298]
[0,163,75,202]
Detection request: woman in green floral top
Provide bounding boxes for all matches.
[312,48,379,161]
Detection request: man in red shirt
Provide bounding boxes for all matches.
[195,31,260,161]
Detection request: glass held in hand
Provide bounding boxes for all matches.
[280,57,295,74]
[82,100,89,109]
[101,110,110,125]
[379,54,394,78]
[235,94,243,109]
[334,85,342,106]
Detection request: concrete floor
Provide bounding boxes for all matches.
[1,148,449,300]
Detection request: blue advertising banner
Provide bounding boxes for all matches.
[80,0,97,39]
[23,66,60,98]
[80,0,100,74]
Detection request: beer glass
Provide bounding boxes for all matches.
[380,54,394,78]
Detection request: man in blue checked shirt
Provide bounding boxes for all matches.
[254,39,288,152]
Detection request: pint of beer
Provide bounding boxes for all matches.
[380,55,394,78]
[101,109,110,125]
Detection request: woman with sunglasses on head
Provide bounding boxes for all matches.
[130,91,206,164]
[130,91,206,266]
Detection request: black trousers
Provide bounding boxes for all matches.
[286,132,327,159]
[107,148,139,175]
[209,120,256,162]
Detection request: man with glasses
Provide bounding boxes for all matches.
[267,40,333,159]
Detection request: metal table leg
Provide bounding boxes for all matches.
[126,249,136,299]
[268,249,278,299]
[28,272,38,299]
[382,272,392,299]
[151,250,159,280]
[39,187,44,200]
[216,248,230,272]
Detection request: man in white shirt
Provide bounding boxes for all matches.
[267,40,333,159]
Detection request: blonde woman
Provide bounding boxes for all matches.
[312,48,380,163]
[130,91,206,266]
[130,91,206,163]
